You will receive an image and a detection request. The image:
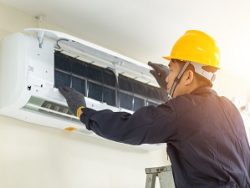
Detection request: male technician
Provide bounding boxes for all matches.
[59,30,250,187]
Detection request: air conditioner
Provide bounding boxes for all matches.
[0,28,167,151]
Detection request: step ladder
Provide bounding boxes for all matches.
[145,166,175,188]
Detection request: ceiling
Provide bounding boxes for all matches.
[1,0,250,101]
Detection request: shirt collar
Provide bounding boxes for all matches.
[191,86,217,96]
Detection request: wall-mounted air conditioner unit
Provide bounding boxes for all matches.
[0,28,167,151]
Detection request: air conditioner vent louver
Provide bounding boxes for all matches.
[41,101,72,115]
[24,96,78,121]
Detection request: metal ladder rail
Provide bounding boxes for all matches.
[145,166,174,188]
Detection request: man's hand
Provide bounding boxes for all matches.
[148,61,169,89]
[59,87,86,117]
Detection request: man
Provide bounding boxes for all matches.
[59,30,250,187]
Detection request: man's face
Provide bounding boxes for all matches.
[165,60,185,98]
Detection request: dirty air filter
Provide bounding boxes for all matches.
[54,51,167,111]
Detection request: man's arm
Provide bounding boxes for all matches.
[59,87,177,145]
[80,103,177,145]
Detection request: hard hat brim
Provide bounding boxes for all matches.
[163,56,171,60]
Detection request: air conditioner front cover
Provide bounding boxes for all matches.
[0,28,166,151]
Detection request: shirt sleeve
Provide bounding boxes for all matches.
[80,102,178,145]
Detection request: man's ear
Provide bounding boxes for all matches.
[183,70,194,86]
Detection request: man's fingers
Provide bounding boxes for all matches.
[59,87,72,97]
[148,61,156,68]
[150,70,160,78]
[148,61,157,69]
[150,69,156,75]
[148,61,152,65]
[148,62,162,72]
[150,69,162,77]
[59,87,66,93]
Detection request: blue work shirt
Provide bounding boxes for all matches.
[80,87,250,188]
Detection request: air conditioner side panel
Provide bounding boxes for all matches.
[0,33,31,110]
[26,34,55,98]
[0,33,55,112]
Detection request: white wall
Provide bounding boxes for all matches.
[0,3,169,188]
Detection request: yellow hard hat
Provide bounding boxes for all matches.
[163,30,220,68]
